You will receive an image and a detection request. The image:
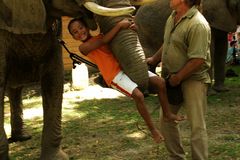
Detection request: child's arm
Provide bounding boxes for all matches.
[79,18,131,55]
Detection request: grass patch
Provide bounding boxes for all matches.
[4,65,240,159]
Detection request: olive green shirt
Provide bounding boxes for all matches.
[162,6,211,83]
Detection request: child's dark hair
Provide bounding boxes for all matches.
[68,17,88,35]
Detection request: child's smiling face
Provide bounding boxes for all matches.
[69,20,90,42]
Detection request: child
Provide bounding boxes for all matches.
[68,17,185,143]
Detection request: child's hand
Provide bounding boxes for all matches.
[129,23,138,31]
[117,18,133,29]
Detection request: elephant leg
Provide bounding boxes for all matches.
[7,86,32,143]
[211,28,229,92]
[0,89,9,159]
[40,38,68,160]
[0,30,9,159]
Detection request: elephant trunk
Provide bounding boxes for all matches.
[202,0,237,32]
[112,29,149,90]
[96,0,149,91]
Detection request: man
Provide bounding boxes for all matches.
[147,0,211,159]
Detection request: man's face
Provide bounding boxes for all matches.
[170,0,183,10]
[70,21,90,42]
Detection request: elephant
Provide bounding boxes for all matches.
[0,0,152,159]
[134,0,240,92]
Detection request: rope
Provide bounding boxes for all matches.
[58,39,98,69]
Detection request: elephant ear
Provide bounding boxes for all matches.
[0,0,47,34]
[228,0,239,11]
[238,1,240,24]
[135,0,171,57]
[51,0,98,30]
[81,7,98,31]
[202,0,237,32]
[228,0,240,24]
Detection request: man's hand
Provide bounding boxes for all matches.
[168,74,182,87]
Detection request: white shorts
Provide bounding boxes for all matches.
[110,71,156,97]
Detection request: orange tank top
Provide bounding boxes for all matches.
[86,35,121,86]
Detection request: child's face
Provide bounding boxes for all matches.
[69,21,90,42]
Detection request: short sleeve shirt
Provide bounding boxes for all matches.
[86,35,121,86]
[162,6,211,83]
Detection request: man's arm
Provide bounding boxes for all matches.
[146,45,163,66]
[79,18,131,55]
[169,58,205,86]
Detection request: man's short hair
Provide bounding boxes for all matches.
[185,0,201,7]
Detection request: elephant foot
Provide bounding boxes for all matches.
[212,85,229,92]
[0,153,9,160]
[0,143,9,160]
[40,149,69,160]
[8,134,32,143]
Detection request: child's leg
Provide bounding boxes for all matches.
[148,75,185,121]
[131,88,164,143]
[111,71,163,143]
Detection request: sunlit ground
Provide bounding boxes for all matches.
[4,81,163,160]
[4,84,126,137]
[3,66,240,159]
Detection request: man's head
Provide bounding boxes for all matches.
[68,17,90,42]
[170,0,201,10]
[184,0,201,7]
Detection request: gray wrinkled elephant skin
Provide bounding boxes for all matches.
[135,0,239,90]
[0,0,150,159]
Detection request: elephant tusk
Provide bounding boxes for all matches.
[83,2,135,16]
[130,0,157,6]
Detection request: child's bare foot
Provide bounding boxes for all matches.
[151,129,164,143]
[164,113,186,122]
